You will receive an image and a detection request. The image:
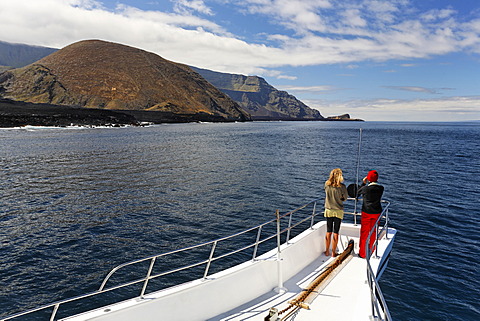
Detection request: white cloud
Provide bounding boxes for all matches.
[116,5,226,34]
[342,9,367,28]
[244,0,332,34]
[383,86,439,94]
[278,85,340,94]
[172,0,214,16]
[459,19,480,53]
[421,9,456,22]
[0,0,478,121]
[0,0,262,73]
[305,96,480,121]
[364,0,400,24]
[0,0,479,76]
[277,75,298,80]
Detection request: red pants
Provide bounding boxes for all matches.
[359,212,380,258]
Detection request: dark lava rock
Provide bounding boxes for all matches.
[0,98,139,127]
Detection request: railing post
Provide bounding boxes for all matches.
[252,226,263,261]
[49,304,60,321]
[385,208,389,240]
[286,213,293,242]
[203,241,217,280]
[141,257,157,297]
[367,263,376,318]
[366,258,392,321]
[274,209,286,293]
[310,201,316,228]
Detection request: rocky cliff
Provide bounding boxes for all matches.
[191,67,323,120]
[0,40,250,121]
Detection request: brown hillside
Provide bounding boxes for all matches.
[0,40,250,121]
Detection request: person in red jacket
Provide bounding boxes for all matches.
[357,170,384,258]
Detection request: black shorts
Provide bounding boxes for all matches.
[326,217,342,234]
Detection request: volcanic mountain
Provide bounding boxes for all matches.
[0,40,250,121]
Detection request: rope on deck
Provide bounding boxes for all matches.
[265,240,355,321]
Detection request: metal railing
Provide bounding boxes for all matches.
[1,198,393,321]
[365,200,393,321]
[1,198,323,321]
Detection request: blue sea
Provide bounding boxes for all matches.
[1,121,479,320]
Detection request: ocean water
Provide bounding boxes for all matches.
[0,121,479,320]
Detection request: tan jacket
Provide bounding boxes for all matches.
[324,183,348,210]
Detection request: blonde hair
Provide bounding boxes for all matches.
[326,168,344,187]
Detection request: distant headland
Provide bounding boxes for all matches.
[0,39,363,126]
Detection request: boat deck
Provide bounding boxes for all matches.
[212,234,389,321]
[2,199,396,321]
[58,226,394,321]
[56,223,394,321]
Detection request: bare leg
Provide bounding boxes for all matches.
[331,233,339,257]
[325,232,332,256]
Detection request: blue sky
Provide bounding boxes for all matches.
[0,0,479,121]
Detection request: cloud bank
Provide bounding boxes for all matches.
[305,96,480,121]
[1,0,479,74]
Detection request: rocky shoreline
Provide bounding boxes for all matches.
[0,99,363,128]
[0,99,247,128]
[0,99,139,128]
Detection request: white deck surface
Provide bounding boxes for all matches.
[59,223,395,321]
[212,237,376,321]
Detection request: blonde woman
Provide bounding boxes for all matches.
[324,168,349,257]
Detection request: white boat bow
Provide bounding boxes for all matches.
[2,198,396,321]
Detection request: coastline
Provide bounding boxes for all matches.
[0,99,253,127]
[0,99,139,128]
[0,99,363,128]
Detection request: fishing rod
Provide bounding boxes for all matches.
[353,128,362,224]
